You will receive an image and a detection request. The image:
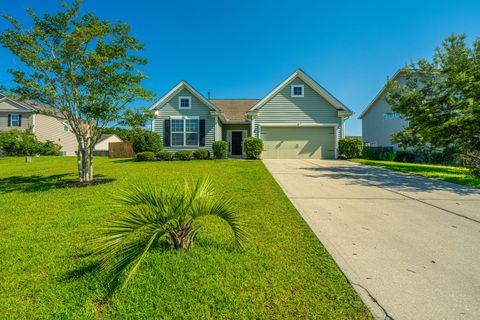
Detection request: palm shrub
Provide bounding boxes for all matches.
[91,178,246,289]
[244,137,263,159]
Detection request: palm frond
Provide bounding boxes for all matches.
[90,177,247,291]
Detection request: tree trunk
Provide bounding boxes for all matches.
[88,145,94,181]
[77,144,82,181]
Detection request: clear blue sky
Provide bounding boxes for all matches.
[1,0,480,135]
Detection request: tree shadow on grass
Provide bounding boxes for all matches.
[111,158,135,163]
[0,173,108,193]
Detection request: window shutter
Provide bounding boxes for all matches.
[164,119,170,147]
[199,119,206,147]
[7,114,11,127]
[18,114,22,127]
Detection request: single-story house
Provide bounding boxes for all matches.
[94,134,123,152]
[0,93,78,155]
[149,69,353,159]
[358,69,409,149]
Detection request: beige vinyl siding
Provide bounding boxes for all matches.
[152,88,215,154]
[35,114,78,156]
[0,100,34,131]
[254,78,343,139]
[0,112,34,131]
[94,136,123,151]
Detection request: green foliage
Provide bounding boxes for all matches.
[175,150,193,161]
[212,141,228,159]
[379,151,396,161]
[156,150,174,161]
[0,129,61,156]
[361,147,375,160]
[91,178,246,290]
[101,127,136,142]
[135,151,155,161]
[471,166,480,177]
[131,130,163,154]
[338,138,363,159]
[429,152,453,165]
[117,108,155,129]
[394,150,415,163]
[41,140,61,156]
[0,0,154,181]
[386,34,480,166]
[243,137,263,159]
[193,148,209,160]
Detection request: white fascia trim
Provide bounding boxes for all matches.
[249,69,353,115]
[358,69,404,119]
[149,81,221,112]
[291,84,304,97]
[178,96,191,109]
[0,97,35,111]
[258,122,338,128]
[170,115,199,120]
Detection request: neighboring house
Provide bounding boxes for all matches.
[358,70,409,149]
[94,134,123,152]
[149,69,353,159]
[0,93,78,155]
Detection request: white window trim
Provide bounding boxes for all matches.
[170,116,199,147]
[291,85,304,97]
[10,113,20,126]
[178,96,192,109]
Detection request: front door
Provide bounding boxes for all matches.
[231,131,243,155]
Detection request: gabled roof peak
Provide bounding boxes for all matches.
[249,69,353,114]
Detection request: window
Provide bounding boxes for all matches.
[10,114,20,126]
[171,117,199,146]
[178,96,191,109]
[384,113,394,120]
[63,120,69,132]
[291,85,304,97]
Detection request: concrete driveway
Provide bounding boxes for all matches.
[263,159,480,320]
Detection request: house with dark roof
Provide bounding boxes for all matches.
[149,69,353,159]
[0,93,78,155]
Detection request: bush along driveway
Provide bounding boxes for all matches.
[0,156,372,319]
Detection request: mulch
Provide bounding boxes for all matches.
[57,178,116,189]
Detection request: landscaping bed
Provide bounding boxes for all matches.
[0,156,372,319]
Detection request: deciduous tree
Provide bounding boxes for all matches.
[0,0,153,182]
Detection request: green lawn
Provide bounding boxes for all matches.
[0,157,372,319]
[352,159,480,188]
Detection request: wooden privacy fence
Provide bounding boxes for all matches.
[108,142,135,158]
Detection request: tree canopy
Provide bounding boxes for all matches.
[0,0,154,181]
[386,34,480,168]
